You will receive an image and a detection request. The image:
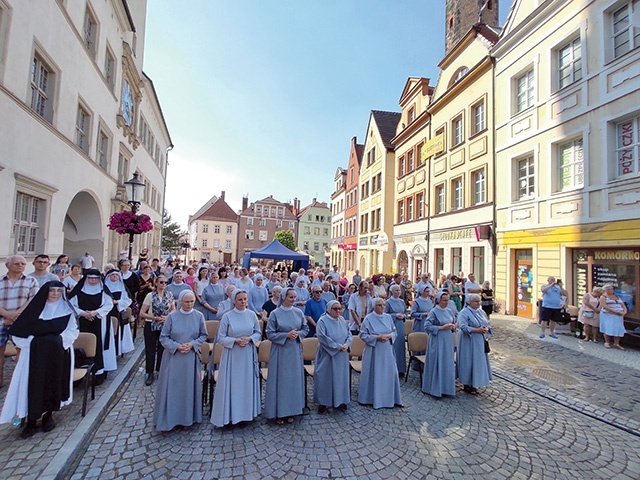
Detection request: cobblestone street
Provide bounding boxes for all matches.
[2,315,640,479]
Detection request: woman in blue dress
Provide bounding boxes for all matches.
[599,284,628,350]
[457,294,492,394]
[422,290,457,398]
[314,300,352,413]
[248,274,269,315]
[264,287,309,424]
[358,298,403,409]
[210,289,262,427]
[201,273,226,320]
[385,285,407,377]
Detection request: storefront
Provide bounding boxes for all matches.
[572,248,639,326]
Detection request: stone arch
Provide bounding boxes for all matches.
[63,191,104,268]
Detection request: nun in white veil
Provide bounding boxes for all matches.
[104,269,135,355]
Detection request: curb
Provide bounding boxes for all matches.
[39,342,144,480]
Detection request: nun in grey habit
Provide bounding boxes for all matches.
[264,287,309,424]
[153,290,207,432]
[358,298,403,409]
[385,285,407,376]
[314,300,352,412]
[457,294,492,394]
[422,290,457,398]
[210,289,262,428]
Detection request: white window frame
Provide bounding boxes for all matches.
[12,175,55,255]
[247,218,253,226]
[83,6,98,58]
[557,37,582,90]
[451,177,463,210]
[615,116,640,177]
[515,155,535,200]
[202,239,208,248]
[30,51,57,123]
[96,124,111,171]
[472,169,486,205]
[75,102,91,153]
[289,221,295,229]
[472,101,485,135]
[214,225,220,233]
[226,225,233,234]
[515,69,534,114]
[245,230,254,240]
[611,1,640,59]
[259,219,266,227]
[259,230,268,241]
[0,1,11,75]
[202,224,209,233]
[557,138,584,191]
[452,115,464,147]
[225,240,232,249]
[435,184,445,214]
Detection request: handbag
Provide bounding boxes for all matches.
[582,310,595,319]
[484,338,490,353]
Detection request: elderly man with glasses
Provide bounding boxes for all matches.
[304,287,327,338]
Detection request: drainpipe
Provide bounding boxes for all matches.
[490,55,498,308]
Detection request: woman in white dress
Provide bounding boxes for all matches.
[599,284,628,350]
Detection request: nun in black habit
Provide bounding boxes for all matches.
[0,281,79,438]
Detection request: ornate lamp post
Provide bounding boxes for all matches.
[124,172,146,261]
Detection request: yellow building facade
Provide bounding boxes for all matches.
[493,0,640,327]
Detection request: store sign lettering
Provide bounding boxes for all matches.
[440,228,474,241]
[593,250,639,261]
[575,265,587,306]
[619,122,634,175]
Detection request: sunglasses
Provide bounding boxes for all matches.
[313,290,322,294]
[157,281,167,284]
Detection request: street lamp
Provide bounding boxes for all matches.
[124,172,146,260]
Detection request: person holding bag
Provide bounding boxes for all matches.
[457,294,493,395]
[578,287,603,343]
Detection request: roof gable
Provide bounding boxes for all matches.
[370,110,401,150]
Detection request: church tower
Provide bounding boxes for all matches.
[445,0,499,54]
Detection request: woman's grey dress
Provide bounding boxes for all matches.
[314,314,352,408]
[457,306,492,388]
[385,297,407,375]
[422,306,456,397]
[201,283,226,320]
[264,307,309,419]
[153,309,207,431]
[358,312,403,409]
[210,308,262,427]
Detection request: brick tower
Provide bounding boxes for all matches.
[445,0,499,54]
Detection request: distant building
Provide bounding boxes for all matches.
[237,196,298,258]
[330,167,347,272]
[341,137,363,278]
[188,192,238,264]
[297,198,332,266]
[0,0,171,271]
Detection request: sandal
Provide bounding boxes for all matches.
[287,417,295,424]
[276,419,284,426]
[604,343,611,349]
[614,344,625,350]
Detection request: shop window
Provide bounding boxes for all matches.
[557,138,584,191]
[451,247,462,275]
[472,247,485,283]
[434,248,444,276]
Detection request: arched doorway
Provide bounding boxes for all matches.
[397,250,409,274]
[63,191,104,268]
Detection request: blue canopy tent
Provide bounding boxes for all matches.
[241,240,310,271]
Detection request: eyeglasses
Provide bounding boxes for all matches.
[157,281,167,284]
[331,307,342,311]
[313,291,322,294]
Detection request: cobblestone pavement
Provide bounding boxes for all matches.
[3,317,640,479]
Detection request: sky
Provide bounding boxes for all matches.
[143,1,511,229]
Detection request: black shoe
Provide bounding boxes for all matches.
[20,421,38,439]
[337,403,347,412]
[145,374,153,386]
[42,413,55,432]
[318,405,328,414]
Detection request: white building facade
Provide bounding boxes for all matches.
[0,0,170,271]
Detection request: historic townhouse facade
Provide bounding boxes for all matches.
[296,199,332,266]
[392,77,433,281]
[341,137,362,278]
[425,17,499,287]
[0,0,170,271]
[188,192,238,264]
[493,0,640,327]
[329,167,347,270]
[357,110,400,277]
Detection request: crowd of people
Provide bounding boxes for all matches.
[0,251,499,436]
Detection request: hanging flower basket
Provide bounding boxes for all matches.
[108,210,154,235]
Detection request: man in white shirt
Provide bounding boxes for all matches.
[464,273,482,304]
[81,252,95,274]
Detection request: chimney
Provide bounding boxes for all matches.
[220,191,225,200]
[242,195,248,211]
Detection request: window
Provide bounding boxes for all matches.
[451,248,462,275]
[83,8,97,58]
[13,192,43,254]
[213,239,220,248]
[247,218,253,226]
[435,184,445,214]
[259,219,266,227]
[102,48,115,88]
[314,242,320,251]
[314,227,320,235]
[225,240,232,249]
[289,221,295,229]
[276,220,282,228]
[367,146,376,166]
[213,225,220,233]
[371,209,381,231]
[271,207,276,216]
[30,54,55,122]
[117,151,130,184]
[202,239,208,248]
[615,116,640,177]
[407,197,414,221]
[472,247,485,283]
[349,167,354,183]
[434,248,444,276]
[472,101,485,135]
[517,156,535,199]
[407,150,415,172]
[451,178,463,210]
[361,182,369,199]
[472,169,486,205]
[398,156,406,177]
[308,214,312,221]
[372,173,382,192]
[202,224,209,233]
[515,69,534,113]
[360,213,368,233]
[417,142,425,167]
[323,228,329,236]
[558,138,584,190]
[558,38,582,89]
[245,230,254,240]
[259,230,268,241]
[226,225,232,234]
[96,129,110,171]
[416,192,424,219]
[408,106,416,124]
[452,116,463,147]
[75,104,91,153]
[612,2,640,58]
[303,241,309,250]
